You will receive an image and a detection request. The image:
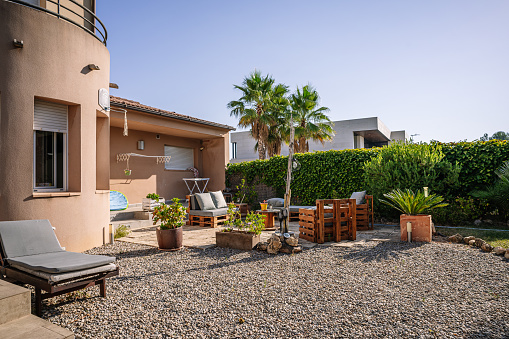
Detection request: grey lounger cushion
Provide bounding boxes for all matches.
[188,208,228,217]
[13,263,117,283]
[0,219,63,258]
[267,198,285,207]
[7,251,116,274]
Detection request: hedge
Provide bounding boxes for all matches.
[225,140,509,222]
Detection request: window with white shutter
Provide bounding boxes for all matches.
[164,145,194,170]
[33,100,67,191]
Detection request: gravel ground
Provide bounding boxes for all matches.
[41,240,509,338]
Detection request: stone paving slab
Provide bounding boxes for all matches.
[118,223,401,249]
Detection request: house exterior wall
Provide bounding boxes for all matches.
[0,1,110,252]
[230,117,406,162]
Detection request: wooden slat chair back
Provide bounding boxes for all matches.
[355,195,374,231]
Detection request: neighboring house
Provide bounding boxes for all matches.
[0,0,232,252]
[230,117,407,162]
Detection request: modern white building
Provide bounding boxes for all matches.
[230,117,407,162]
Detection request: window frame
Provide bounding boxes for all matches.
[33,130,68,192]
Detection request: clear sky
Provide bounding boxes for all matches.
[97,0,509,143]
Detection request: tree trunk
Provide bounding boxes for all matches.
[257,138,266,159]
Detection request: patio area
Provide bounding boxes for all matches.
[116,222,401,249]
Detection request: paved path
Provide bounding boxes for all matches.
[118,222,401,249]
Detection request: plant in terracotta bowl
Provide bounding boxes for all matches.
[152,197,187,250]
[380,188,447,242]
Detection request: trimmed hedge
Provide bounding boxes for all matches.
[226,140,509,222]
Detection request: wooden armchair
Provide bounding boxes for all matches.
[355,195,374,231]
[298,199,357,244]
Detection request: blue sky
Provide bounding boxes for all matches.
[97,0,509,143]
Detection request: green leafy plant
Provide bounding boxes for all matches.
[146,193,160,200]
[114,224,130,239]
[380,189,448,215]
[152,198,186,230]
[223,203,265,235]
[233,178,257,204]
[471,161,509,219]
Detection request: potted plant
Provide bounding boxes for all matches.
[216,203,265,250]
[380,189,447,242]
[152,197,187,251]
[142,193,165,211]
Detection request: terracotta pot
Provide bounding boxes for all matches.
[400,214,432,242]
[216,230,260,250]
[156,227,183,251]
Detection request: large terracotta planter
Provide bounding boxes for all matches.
[156,227,183,251]
[400,214,432,242]
[216,230,260,250]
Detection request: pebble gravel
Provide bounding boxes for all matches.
[41,240,509,338]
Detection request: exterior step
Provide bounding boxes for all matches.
[111,219,154,230]
[0,280,30,325]
[0,314,74,339]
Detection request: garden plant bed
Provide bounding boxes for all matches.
[41,240,509,338]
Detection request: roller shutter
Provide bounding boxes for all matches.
[34,100,68,133]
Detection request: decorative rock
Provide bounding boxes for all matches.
[468,240,476,246]
[279,244,293,254]
[474,219,482,226]
[474,238,485,248]
[292,246,302,254]
[257,242,268,251]
[448,234,463,243]
[494,247,506,255]
[505,250,509,260]
[267,237,282,254]
[285,237,298,247]
[481,243,493,253]
[464,236,475,244]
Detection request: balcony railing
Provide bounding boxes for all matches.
[8,0,107,45]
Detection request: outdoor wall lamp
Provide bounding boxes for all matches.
[137,140,145,150]
[109,83,119,89]
[88,64,100,71]
[199,146,204,151]
[13,39,23,48]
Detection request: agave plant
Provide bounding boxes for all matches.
[380,189,448,215]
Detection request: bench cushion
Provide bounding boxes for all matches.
[350,191,366,205]
[0,220,63,259]
[195,193,216,210]
[267,198,285,207]
[12,263,118,283]
[210,191,228,209]
[188,208,228,217]
[7,251,116,274]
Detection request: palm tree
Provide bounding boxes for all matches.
[266,84,290,157]
[228,71,277,160]
[289,85,334,153]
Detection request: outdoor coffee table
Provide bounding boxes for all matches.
[256,209,278,231]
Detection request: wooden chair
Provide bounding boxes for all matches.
[298,199,356,244]
[355,195,374,231]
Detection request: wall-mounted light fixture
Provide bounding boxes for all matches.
[109,83,119,89]
[156,134,160,139]
[137,140,145,150]
[88,64,100,71]
[13,39,23,48]
[199,146,204,151]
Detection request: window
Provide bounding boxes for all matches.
[33,100,67,191]
[231,142,237,159]
[164,145,194,170]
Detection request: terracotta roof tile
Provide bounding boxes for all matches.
[110,96,235,130]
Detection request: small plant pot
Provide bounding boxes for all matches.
[156,227,183,251]
[260,203,268,211]
[216,230,260,250]
[400,214,432,242]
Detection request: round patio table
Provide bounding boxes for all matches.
[256,209,278,231]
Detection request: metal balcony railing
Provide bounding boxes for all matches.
[8,0,107,45]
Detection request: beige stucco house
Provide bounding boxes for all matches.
[0,0,232,252]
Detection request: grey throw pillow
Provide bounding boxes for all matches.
[210,191,228,209]
[195,193,216,210]
[350,191,366,205]
[267,198,285,207]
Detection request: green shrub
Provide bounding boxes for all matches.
[471,161,509,220]
[146,193,160,200]
[152,198,187,230]
[432,197,489,225]
[114,224,130,239]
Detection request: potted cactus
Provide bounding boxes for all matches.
[380,189,447,242]
[152,198,187,251]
